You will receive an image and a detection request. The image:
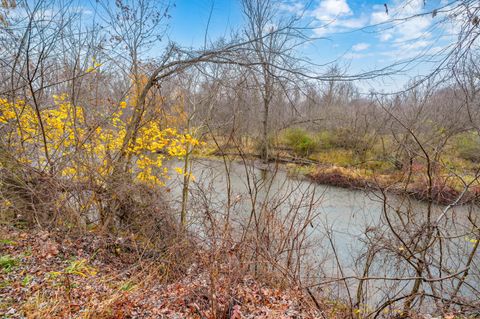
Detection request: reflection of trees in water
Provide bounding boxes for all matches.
[173,158,479,316]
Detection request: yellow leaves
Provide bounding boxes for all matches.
[163,127,177,135]
[465,237,479,245]
[93,99,200,185]
[86,57,102,74]
[173,166,196,181]
[1,98,35,137]
[137,170,162,185]
[0,99,17,123]
[1,94,201,187]
[61,167,76,177]
[181,133,199,146]
[64,258,97,277]
[1,199,12,208]
[167,143,187,157]
[1,94,89,157]
[52,93,69,103]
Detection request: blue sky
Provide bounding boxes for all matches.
[167,0,456,92]
[9,0,452,92]
[168,0,242,46]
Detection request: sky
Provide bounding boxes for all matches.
[167,0,457,92]
[5,0,456,93]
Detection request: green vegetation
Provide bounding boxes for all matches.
[0,255,17,272]
[315,130,337,149]
[283,128,317,157]
[0,239,16,246]
[455,132,480,163]
[21,274,33,287]
[272,127,480,197]
[120,281,135,292]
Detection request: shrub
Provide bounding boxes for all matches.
[0,94,201,232]
[455,132,480,163]
[312,149,355,166]
[363,159,396,173]
[315,131,335,149]
[316,129,370,155]
[283,128,318,157]
[253,135,276,157]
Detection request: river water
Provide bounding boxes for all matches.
[164,158,479,309]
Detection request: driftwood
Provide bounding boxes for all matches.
[268,155,318,165]
[211,150,318,166]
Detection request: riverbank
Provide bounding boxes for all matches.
[196,150,479,206]
[306,165,478,206]
[197,131,480,206]
[1,225,471,319]
[0,226,329,318]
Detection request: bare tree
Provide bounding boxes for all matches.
[240,0,307,163]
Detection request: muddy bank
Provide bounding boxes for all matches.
[307,168,479,206]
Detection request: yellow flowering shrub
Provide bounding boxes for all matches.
[86,57,102,73]
[0,94,199,186]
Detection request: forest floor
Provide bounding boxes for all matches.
[0,226,332,319]
[0,224,471,319]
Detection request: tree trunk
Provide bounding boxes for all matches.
[261,102,269,163]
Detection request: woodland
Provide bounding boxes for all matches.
[0,0,480,318]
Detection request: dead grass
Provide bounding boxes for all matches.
[0,226,335,319]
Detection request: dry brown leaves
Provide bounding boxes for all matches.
[0,226,325,319]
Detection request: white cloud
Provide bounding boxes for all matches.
[370,7,389,25]
[352,42,370,51]
[344,52,369,59]
[379,39,435,60]
[401,40,432,50]
[380,33,393,41]
[310,0,368,36]
[363,0,440,66]
[339,17,367,28]
[263,22,278,33]
[6,7,56,21]
[309,0,445,68]
[312,0,352,21]
[370,0,432,43]
[394,17,432,42]
[71,6,93,16]
[278,1,305,15]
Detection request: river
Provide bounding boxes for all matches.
[164,158,479,311]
